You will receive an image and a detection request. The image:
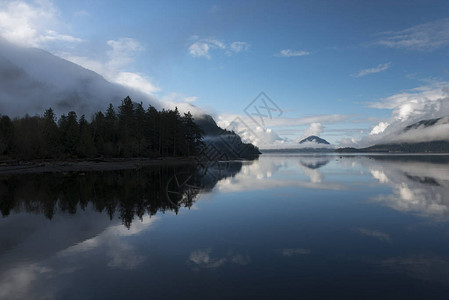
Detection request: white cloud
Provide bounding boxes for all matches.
[302,122,323,138]
[276,49,310,57]
[158,93,205,116]
[219,114,352,128]
[229,41,250,53]
[377,18,449,51]
[0,0,82,47]
[38,30,82,43]
[114,72,159,94]
[369,82,449,122]
[183,96,198,102]
[274,114,352,126]
[337,137,358,147]
[189,41,211,58]
[188,38,249,59]
[106,38,144,68]
[352,62,391,77]
[370,122,390,135]
[57,53,104,74]
[59,37,160,95]
[74,10,90,17]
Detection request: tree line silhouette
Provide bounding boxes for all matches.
[0,96,204,160]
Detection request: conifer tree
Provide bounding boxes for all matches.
[0,116,14,156]
[105,104,118,156]
[42,108,59,157]
[78,115,95,157]
[91,111,106,155]
[62,111,80,155]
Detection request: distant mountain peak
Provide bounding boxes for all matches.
[299,136,330,145]
[404,117,449,132]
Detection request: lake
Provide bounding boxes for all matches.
[1,154,449,299]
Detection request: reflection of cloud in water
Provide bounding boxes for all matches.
[280,248,311,256]
[0,213,157,299]
[382,255,449,285]
[60,214,156,269]
[370,169,390,183]
[0,264,54,300]
[299,167,323,183]
[189,249,227,269]
[364,157,449,219]
[216,155,345,192]
[354,228,391,242]
[188,248,250,270]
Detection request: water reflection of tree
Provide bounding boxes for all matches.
[0,163,242,228]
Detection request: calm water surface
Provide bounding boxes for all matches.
[1,154,449,299]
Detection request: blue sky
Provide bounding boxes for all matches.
[1,0,449,147]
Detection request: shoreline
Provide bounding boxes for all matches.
[0,157,197,176]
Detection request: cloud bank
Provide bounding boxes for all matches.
[0,37,163,117]
[362,82,449,146]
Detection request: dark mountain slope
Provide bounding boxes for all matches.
[299,136,330,145]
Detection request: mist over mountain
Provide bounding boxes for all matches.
[0,37,162,117]
[0,38,261,160]
[195,114,261,159]
[337,117,449,153]
[357,85,449,148]
[261,135,333,153]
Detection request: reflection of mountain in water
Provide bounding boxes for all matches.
[362,155,449,219]
[297,156,330,183]
[298,156,331,169]
[0,162,243,228]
